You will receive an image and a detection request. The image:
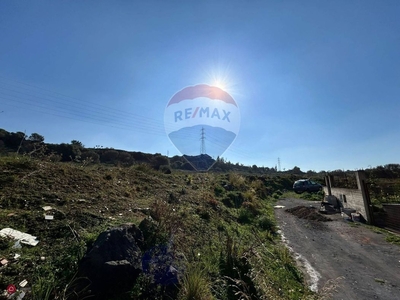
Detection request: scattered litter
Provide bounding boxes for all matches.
[7,284,16,295]
[274,205,285,209]
[44,215,54,220]
[12,240,22,249]
[16,291,26,299]
[351,213,361,222]
[19,279,28,288]
[40,256,46,261]
[118,213,123,216]
[0,228,39,246]
[1,258,8,266]
[42,206,53,211]
[13,254,21,260]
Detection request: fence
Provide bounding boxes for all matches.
[324,171,400,232]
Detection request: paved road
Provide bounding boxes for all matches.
[274,198,400,300]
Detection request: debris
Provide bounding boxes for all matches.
[12,240,22,249]
[42,206,53,211]
[351,213,361,222]
[374,278,385,284]
[7,284,16,295]
[19,279,28,288]
[44,215,54,220]
[342,208,356,217]
[0,228,39,246]
[16,291,26,299]
[13,254,21,260]
[274,205,285,209]
[40,256,46,261]
[1,258,8,266]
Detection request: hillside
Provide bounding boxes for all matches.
[0,154,317,300]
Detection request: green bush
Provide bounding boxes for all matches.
[237,208,253,224]
[257,216,276,232]
[214,186,224,197]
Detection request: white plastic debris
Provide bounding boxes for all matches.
[19,279,28,287]
[13,254,21,260]
[17,291,26,299]
[42,206,52,211]
[274,205,285,209]
[1,258,8,266]
[12,240,22,249]
[0,228,39,246]
[44,215,54,220]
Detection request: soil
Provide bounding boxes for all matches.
[286,206,332,222]
[275,198,400,300]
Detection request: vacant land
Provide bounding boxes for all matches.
[275,198,400,300]
[0,155,315,300]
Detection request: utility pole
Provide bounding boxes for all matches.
[278,157,281,172]
[200,127,206,155]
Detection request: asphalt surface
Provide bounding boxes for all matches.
[274,198,400,300]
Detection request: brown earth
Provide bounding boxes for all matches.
[286,205,332,222]
[275,198,400,300]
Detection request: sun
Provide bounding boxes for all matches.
[198,60,237,94]
[213,79,227,90]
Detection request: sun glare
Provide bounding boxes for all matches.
[206,66,234,94]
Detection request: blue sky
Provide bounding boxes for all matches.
[1,0,399,172]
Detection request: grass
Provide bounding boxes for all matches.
[0,155,322,299]
[178,265,214,300]
[281,190,325,202]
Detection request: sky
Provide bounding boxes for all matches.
[0,0,399,172]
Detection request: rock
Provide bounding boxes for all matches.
[75,224,144,299]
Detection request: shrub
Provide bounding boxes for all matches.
[257,216,276,232]
[214,186,225,197]
[178,265,213,300]
[228,173,246,190]
[237,208,253,224]
[80,151,100,164]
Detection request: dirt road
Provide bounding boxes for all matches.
[274,198,400,300]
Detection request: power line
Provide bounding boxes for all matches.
[200,127,206,155]
[0,76,255,160]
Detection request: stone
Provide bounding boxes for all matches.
[75,224,144,299]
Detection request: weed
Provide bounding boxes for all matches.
[228,173,246,191]
[178,265,214,300]
[386,234,400,245]
[238,208,254,224]
[31,274,57,300]
[214,186,225,197]
[257,216,276,233]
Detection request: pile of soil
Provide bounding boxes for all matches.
[285,205,332,222]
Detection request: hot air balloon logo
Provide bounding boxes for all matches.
[164,84,240,171]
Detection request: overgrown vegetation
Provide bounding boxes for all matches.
[1,129,399,299]
[0,153,319,299]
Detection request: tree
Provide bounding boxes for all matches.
[101,150,119,164]
[71,140,84,148]
[28,133,44,143]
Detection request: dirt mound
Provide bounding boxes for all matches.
[286,205,331,222]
